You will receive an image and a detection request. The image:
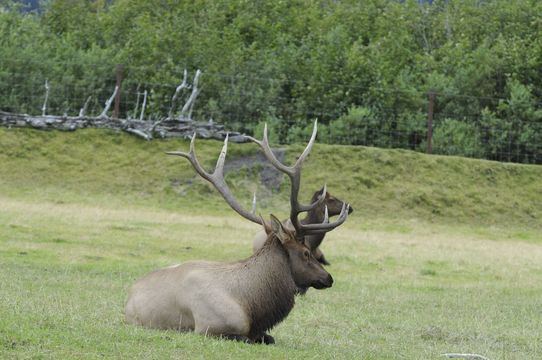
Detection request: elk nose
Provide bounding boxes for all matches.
[347,205,354,214]
[313,273,333,289]
[325,273,334,288]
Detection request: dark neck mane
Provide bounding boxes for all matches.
[301,193,326,249]
[303,192,326,224]
[235,236,298,338]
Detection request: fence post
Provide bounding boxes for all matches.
[426,91,435,154]
[113,64,124,119]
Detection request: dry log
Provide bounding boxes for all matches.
[0,110,248,143]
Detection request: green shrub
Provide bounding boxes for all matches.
[326,106,378,145]
[432,119,484,158]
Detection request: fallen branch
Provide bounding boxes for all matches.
[0,110,247,143]
[442,353,489,360]
[124,128,152,141]
[149,118,164,134]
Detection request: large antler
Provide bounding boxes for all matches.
[167,133,262,225]
[245,120,350,238]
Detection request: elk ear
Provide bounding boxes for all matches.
[317,185,329,200]
[269,214,289,244]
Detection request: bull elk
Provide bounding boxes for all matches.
[125,121,350,344]
[253,187,353,265]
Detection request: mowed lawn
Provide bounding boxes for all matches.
[1,195,541,359]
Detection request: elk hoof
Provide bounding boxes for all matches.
[254,333,275,345]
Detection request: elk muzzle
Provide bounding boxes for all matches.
[312,273,333,289]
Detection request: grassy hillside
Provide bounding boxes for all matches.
[0,127,540,229]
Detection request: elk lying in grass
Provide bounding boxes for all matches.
[253,187,353,265]
[125,121,349,344]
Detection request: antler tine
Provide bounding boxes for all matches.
[294,119,318,168]
[166,133,211,181]
[246,120,318,205]
[245,120,318,181]
[246,120,334,238]
[214,132,228,177]
[167,133,263,225]
[245,123,291,174]
[298,202,350,235]
[251,192,257,214]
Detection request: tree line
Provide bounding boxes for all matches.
[1,0,541,163]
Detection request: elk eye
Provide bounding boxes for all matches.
[303,250,310,258]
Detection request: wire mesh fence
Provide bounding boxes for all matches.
[0,66,540,164]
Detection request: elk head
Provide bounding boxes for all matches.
[307,187,354,222]
[263,214,333,290]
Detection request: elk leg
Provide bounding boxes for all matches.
[221,334,253,344]
[253,333,275,345]
[192,293,251,341]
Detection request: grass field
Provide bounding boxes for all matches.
[1,128,541,359]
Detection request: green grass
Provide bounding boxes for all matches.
[0,128,540,228]
[1,128,541,359]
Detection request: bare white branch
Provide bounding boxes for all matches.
[139,90,148,121]
[42,80,49,116]
[78,96,92,117]
[99,85,119,119]
[180,69,201,120]
[132,84,141,119]
[187,88,200,120]
[169,69,189,119]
